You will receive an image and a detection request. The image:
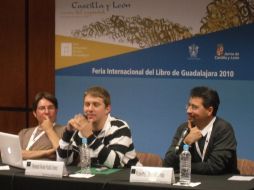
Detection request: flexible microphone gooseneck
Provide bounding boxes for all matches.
[69,114,87,143]
[70,130,78,144]
[175,128,189,153]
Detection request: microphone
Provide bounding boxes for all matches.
[175,127,189,153]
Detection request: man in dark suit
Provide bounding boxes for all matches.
[163,86,239,174]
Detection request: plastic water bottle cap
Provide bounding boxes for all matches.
[82,138,87,144]
[183,144,189,151]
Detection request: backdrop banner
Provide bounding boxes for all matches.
[56,0,254,160]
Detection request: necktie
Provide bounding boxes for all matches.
[198,135,207,153]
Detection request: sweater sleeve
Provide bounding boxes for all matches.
[88,120,137,168]
[56,129,80,165]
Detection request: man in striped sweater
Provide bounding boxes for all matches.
[57,86,141,168]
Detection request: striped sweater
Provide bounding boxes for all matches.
[57,115,141,168]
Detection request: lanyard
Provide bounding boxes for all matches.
[26,126,45,150]
[195,125,213,162]
[26,123,56,150]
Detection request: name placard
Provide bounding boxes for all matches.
[130,166,175,184]
[25,160,65,178]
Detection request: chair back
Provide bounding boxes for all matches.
[136,151,163,167]
[237,159,254,175]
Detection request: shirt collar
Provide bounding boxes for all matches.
[200,117,216,136]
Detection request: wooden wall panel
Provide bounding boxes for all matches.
[0,112,26,134]
[28,111,37,127]
[28,0,55,105]
[27,0,55,127]
[0,0,55,133]
[0,1,26,108]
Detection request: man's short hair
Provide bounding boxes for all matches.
[190,86,220,116]
[84,86,111,107]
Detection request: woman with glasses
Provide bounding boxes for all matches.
[18,92,64,160]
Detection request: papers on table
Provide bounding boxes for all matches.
[69,173,95,178]
[228,176,254,181]
[0,165,10,170]
[173,181,201,187]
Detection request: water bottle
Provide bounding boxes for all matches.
[179,144,191,185]
[79,138,91,174]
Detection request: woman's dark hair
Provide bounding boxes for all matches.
[32,92,58,111]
